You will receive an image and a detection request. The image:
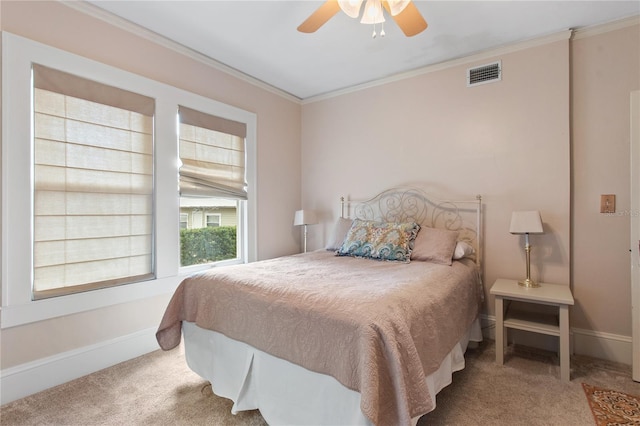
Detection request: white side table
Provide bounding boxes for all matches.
[490,278,575,382]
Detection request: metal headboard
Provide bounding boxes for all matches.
[340,187,483,273]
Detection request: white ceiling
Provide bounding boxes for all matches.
[87,1,639,100]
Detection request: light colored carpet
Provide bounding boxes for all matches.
[1,340,639,425]
[418,343,639,425]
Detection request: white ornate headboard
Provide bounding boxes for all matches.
[341,187,483,272]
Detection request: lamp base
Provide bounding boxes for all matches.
[518,278,540,288]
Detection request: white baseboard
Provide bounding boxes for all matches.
[571,326,633,365]
[1,318,633,406]
[0,327,160,405]
[480,315,632,365]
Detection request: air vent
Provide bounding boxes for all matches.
[467,61,502,87]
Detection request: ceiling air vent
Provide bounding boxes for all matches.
[467,61,502,87]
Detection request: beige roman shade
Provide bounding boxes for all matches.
[178,106,247,199]
[32,64,155,298]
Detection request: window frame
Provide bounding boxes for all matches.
[1,33,257,328]
[180,213,189,229]
[205,213,222,227]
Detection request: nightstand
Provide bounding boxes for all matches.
[490,278,575,382]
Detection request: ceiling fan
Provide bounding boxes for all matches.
[297,0,428,37]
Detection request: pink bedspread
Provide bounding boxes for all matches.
[156,250,482,426]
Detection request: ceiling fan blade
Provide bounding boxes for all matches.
[297,1,342,33]
[382,1,428,37]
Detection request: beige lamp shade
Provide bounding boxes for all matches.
[509,211,544,234]
[294,210,318,226]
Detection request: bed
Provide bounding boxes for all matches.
[156,187,484,426]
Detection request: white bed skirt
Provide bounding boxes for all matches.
[182,319,482,426]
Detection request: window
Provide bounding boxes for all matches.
[2,32,256,327]
[206,214,221,227]
[180,213,189,229]
[32,65,155,299]
[178,106,246,267]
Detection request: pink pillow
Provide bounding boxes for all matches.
[410,227,459,265]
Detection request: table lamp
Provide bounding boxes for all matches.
[510,210,544,288]
[294,209,318,253]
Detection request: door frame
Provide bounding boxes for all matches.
[630,90,639,382]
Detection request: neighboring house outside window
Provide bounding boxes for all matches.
[179,201,236,229]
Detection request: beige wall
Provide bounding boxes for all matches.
[301,20,640,347]
[572,23,640,336]
[302,38,572,313]
[0,1,301,369]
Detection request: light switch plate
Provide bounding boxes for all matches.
[601,194,616,213]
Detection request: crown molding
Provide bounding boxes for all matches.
[61,1,638,106]
[303,13,639,104]
[61,1,302,104]
[572,14,640,40]
[302,29,573,104]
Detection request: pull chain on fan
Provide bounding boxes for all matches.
[361,0,385,38]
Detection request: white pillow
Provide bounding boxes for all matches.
[453,241,475,260]
[325,217,353,251]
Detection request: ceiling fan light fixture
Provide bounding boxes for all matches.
[360,0,385,24]
[387,0,411,16]
[338,0,364,18]
[297,0,426,37]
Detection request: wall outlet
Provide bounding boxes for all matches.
[601,194,616,213]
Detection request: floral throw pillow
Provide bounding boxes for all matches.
[336,219,420,262]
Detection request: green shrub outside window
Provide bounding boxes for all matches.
[180,226,237,266]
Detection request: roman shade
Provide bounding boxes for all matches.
[32,64,155,298]
[178,106,247,199]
